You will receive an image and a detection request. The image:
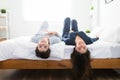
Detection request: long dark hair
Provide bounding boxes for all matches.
[35,47,51,59]
[71,48,92,80]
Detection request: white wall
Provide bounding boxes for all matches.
[0,0,43,38]
[99,0,120,28]
[0,0,91,38]
[90,0,100,27]
[71,0,91,31]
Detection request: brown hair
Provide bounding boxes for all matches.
[71,48,92,80]
[35,47,51,59]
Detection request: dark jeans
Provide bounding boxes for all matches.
[62,17,99,45]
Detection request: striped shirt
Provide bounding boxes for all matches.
[31,31,61,45]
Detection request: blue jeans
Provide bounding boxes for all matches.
[62,17,78,41]
[62,17,99,45]
[71,19,78,32]
[76,31,99,45]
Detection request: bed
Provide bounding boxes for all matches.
[0,36,120,69]
[0,58,120,69]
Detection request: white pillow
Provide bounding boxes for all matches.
[115,26,120,43]
[99,27,120,43]
[89,27,104,37]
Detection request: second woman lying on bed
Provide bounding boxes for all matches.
[62,17,99,80]
[31,21,61,59]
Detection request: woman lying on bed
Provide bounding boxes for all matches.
[31,21,61,59]
[62,17,99,80]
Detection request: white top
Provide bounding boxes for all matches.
[31,21,61,45]
[31,31,61,45]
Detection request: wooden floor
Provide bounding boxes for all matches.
[0,69,120,80]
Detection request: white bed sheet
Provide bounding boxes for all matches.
[0,36,120,61]
[0,36,65,61]
[64,40,120,59]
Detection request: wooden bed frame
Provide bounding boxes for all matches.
[0,58,120,69]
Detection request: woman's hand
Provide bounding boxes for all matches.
[48,31,58,35]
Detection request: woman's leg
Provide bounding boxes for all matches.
[91,37,99,42]
[77,31,94,45]
[71,19,78,32]
[62,17,71,39]
[77,31,99,44]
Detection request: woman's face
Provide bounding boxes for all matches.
[37,37,50,52]
[75,36,87,54]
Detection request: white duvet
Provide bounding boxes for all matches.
[0,36,65,61]
[0,36,120,61]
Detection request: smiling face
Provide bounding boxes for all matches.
[75,35,87,54]
[37,37,50,52]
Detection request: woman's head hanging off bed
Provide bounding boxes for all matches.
[62,17,99,54]
[31,21,61,59]
[62,17,99,80]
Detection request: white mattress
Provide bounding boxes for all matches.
[64,40,120,59]
[0,36,120,61]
